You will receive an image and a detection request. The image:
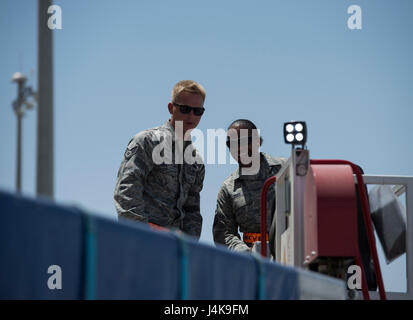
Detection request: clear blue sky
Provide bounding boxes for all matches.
[1,0,412,293]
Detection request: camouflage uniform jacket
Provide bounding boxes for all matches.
[213,153,286,251]
[114,120,205,238]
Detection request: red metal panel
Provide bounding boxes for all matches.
[304,164,359,263]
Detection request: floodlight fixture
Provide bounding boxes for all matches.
[283,121,307,147]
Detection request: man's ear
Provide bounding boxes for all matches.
[168,102,174,115]
[260,137,263,146]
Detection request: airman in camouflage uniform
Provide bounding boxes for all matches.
[114,80,206,238]
[213,120,286,251]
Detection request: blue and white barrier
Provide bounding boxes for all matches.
[0,190,345,300]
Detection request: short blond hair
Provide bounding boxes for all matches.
[172,80,206,103]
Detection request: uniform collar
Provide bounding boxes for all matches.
[163,120,175,133]
[162,120,192,146]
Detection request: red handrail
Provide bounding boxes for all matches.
[260,176,277,258]
[311,159,386,300]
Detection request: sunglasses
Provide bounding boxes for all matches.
[226,136,255,148]
[173,102,205,116]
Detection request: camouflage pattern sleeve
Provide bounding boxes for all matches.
[182,164,204,239]
[114,132,154,222]
[213,185,250,252]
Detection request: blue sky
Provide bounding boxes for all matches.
[1,0,412,293]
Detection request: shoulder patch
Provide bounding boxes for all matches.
[124,145,138,160]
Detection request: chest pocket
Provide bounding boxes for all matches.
[183,165,197,185]
[232,192,248,217]
[232,193,247,209]
[152,163,179,187]
[232,192,251,226]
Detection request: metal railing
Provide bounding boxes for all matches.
[360,174,413,300]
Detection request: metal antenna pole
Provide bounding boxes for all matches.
[16,107,22,192]
[11,72,35,193]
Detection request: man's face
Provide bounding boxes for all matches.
[227,124,261,167]
[168,91,204,135]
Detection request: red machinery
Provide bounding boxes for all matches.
[260,159,386,299]
[305,160,385,300]
[258,121,413,299]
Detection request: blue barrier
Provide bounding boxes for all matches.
[0,191,83,299]
[0,190,300,300]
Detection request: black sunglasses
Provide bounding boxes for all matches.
[173,102,205,116]
[226,136,254,148]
